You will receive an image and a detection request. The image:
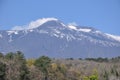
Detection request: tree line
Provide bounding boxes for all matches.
[0,51,120,80]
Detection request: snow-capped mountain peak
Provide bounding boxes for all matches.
[12,18,58,30]
[1,18,120,58]
[27,18,58,29]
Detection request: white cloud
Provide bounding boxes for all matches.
[12,26,26,30]
[12,18,58,30]
[68,22,78,26]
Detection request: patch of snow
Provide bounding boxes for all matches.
[7,30,18,35]
[66,34,74,41]
[12,18,58,30]
[86,36,117,47]
[95,30,101,33]
[53,33,59,38]
[7,31,14,35]
[60,33,65,38]
[66,35,70,41]
[78,28,91,32]
[105,33,120,42]
[14,31,18,34]
[29,29,34,32]
[68,25,77,30]
[60,23,66,27]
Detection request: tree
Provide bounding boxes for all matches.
[48,63,66,80]
[0,62,6,80]
[28,66,43,80]
[26,59,35,67]
[34,56,51,80]
[5,51,29,80]
[15,51,29,80]
[89,75,98,80]
[5,52,14,60]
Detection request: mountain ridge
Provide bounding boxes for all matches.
[0,18,120,58]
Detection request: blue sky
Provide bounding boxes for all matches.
[0,0,120,35]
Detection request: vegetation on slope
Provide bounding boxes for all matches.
[0,51,120,80]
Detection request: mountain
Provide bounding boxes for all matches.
[0,18,120,58]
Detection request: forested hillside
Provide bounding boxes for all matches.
[0,51,120,80]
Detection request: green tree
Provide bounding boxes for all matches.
[5,51,29,80]
[26,59,35,67]
[5,52,14,60]
[34,56,51,80]
[15,51,29,80]
[0,62,6,80]
[89,75,98,80]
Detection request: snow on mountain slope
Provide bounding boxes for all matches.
[68,25,78,30]
[5,18,120,46]
[105,33,120,42]
[78,28,92,32]
[68,24,93,33]
[0,18,120,58]
[7,30,19,35]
